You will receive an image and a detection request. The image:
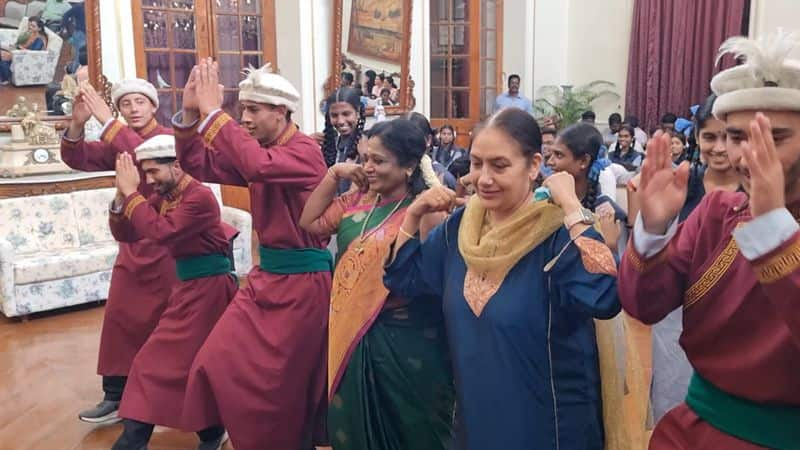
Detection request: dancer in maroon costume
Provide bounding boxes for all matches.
[61,79,177,424]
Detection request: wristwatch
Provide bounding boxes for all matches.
[564,207,595,229]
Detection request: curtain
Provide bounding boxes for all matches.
[624,0,749,132]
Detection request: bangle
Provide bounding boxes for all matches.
[398,227,416,240]
[327,167,339,181]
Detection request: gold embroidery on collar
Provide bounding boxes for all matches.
[272,123,298,147]
[463,268,502,317]
[159,175,193,215]
[203,113,233,146]
[756,239,800,284]
[684,237,739,309]
[102,120,124,144]
[138,118,159,137]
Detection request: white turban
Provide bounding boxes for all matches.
[111,78,159,109]
[238,63,300,112]
[135,134,175,161]
[712,30,800,118]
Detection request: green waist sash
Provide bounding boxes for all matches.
[686,373,800,449]
[175,254,233,281]
[259,246,333,274]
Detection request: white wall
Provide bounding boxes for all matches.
[531,0,569,98]
[500,0,631,123]
[750,0,800,58]
[100,1,137,83]
[563,0,633,122]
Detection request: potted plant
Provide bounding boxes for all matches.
[534,81,620,128]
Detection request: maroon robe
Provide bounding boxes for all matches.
[619,191,800,449]
[60,118,177,376]
[175,111,331,450]
[110,176,238,429]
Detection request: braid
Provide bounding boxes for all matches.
[322,114,337,167]
[347,103,366,161]
[583,177,599,210]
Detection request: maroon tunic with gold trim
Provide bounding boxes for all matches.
[60,118,177,376]
[619,191,800,449]
[175,111,331,450]
[110,176,237,429]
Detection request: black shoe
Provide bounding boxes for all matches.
[197,431,228,450]
[78,400,121,425]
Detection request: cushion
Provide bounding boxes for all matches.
[0,196,42,254]
[70,188,117,245]
[14,243,118,284]
[23,193,80,252]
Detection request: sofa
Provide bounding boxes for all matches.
[0,1,45,29]
[0,17,63,86]
[0,185,252,318]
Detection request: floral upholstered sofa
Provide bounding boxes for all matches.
[0,186,251,318]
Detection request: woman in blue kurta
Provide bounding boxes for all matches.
[384,108,622,450]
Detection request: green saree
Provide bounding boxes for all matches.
[324,191,454,450]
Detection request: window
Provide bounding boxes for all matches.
[430,0,472,119]
[430,0,502,122]
[132,0,276,124]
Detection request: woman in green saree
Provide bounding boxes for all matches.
[300,118,455,450]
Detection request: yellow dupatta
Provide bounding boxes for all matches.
[456,195,641,450]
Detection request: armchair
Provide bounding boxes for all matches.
[1,26,63,86]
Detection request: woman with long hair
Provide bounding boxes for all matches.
[384,108,629,450]
[300,119,454,450]
[546,123,626,253]
[320,87,367,193]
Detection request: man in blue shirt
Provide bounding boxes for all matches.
[493,74,533,114]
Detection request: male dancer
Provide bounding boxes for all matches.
[175,59,331,450]
[620,31,800,449]
[61,80,176,423]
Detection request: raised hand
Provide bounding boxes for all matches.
[80,86,113,124]
[332,163,369,191]
[182,65,199,112]
[196,58,223,115]
[741,113,785,217]
[115,153,141,197]
[407,185,465,218]
[639,131,689,234]
[70,92,92,125]
[597,209,621,251]
[542,171,582,211]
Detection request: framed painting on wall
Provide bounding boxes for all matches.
[347,0,406,64]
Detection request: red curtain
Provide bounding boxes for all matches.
[624,0,748,132]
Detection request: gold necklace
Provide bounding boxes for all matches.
[355,193,408,254]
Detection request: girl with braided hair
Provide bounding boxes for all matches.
[546,123,627,253]
[300,119,453,450]
[318,87,367,193]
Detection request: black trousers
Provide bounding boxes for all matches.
[102,375,127,402]
[111,419,225,450]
